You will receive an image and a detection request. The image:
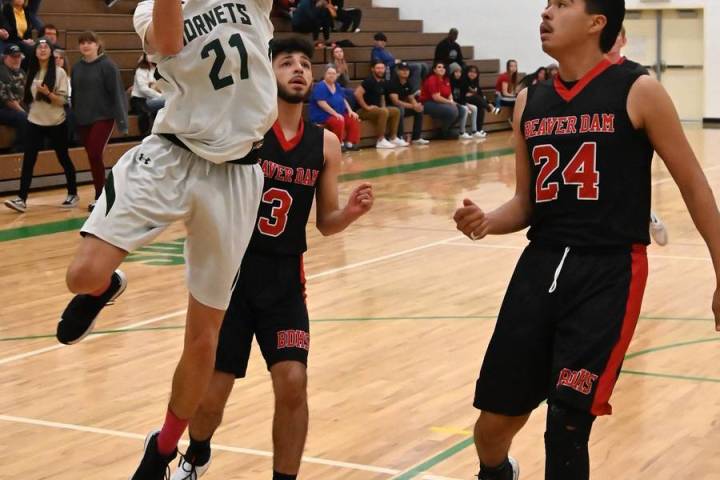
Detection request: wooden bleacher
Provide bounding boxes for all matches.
[0,0,511,193]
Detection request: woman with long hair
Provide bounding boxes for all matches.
[4,38,77,213]
[71,31,128,211]
[495,59,518,107]
[130,52,165,136]
[419,61,469,140]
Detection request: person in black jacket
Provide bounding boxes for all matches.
[434,28,465,71]
[2,0,37,57]
[333,0,362,32]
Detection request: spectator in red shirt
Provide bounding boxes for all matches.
[420,61,469,140]
[494,59,518,108]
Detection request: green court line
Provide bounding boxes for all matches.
[1,315,717,343]
[390,437,475,480]
[0,146,515,243]
[621,370,720,383]
[338,147,514,182]
[0,217,87,242]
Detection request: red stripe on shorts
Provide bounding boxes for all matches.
[300,254,307,303]
[591,244,648,416]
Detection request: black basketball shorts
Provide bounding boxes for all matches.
[474,242,648,417]
[215,252,310,378]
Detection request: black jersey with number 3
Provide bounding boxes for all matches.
[522,58,653,247]
[248,121,325,256]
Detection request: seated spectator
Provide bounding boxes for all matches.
[332,0,362,32]
[434,28,465,71]
[449,63,484,139]
[371,32,428,93]
[387,62,429,145]
[520,66,548,89]
[463,65,500,132]
[104,0,120,8]
[271,0,296,19]
[4,38,77,213]
[3,0,37,57]
[495,59,518,108]
[54,47,76,144]
[41,24,61,49]
[130,53,165,136]
[292,0,333,43]
[547,63,559,80]
[354,60,406,149]
[329,45,350,87]
[419,61,469,140]
[310,65,360,151]
[0,44,26,151]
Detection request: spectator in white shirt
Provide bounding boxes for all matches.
[130,53,164,136]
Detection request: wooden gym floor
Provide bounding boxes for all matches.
[1,126,719,479]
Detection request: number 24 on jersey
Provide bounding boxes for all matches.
[533,142,599,202]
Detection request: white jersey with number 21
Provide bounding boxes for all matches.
[134,0,277,164]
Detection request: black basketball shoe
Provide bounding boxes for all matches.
[56,270,127,345]
[131,430,177,480]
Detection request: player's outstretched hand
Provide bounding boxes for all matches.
[713,288,720,332]
[454,198,489,241]
[347,182,374,217]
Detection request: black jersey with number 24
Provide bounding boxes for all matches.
[522,58,653,247]
[248,121,325,256]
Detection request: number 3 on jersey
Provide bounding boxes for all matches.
[258,188,293,237]
[533,142,599,202]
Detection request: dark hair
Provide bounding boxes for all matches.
[585,0,625,53]
[432,61,447,76]
[24,40,57,105]
[77,31,104,54]
[506,59,518,89]
[373,32,388,42]
[54,48,69,74]
[270,37,314,60]
[41,24,57,35]
[136,52,152,70]
[370,59,385,68]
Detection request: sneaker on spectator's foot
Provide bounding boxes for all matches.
[346,143,360,151]
[60,194,80,209]
[88,201,96,212]
[459,132,473,140]
[474,130,488,138]
[171,451,212,480]
[57,270,127,345]
[375,138,396,149]
[4,197,26,213]
[104,0,119,7]
[130,430,177,480]
[489,106,501,115]
[650,211,668,246]
[412,138,430,145]
[390,137,409,147]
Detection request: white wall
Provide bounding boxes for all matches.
[373,0,720,119]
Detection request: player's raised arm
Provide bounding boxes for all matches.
[315,130,373,236]
[454,88,532,240]
[136,0,185,56]
[628,75,720,329]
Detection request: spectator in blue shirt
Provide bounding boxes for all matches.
[371,32,428,93]
[310,65,361,151]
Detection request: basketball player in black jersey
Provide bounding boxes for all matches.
[167,37,373,480]
[454,1,720,479]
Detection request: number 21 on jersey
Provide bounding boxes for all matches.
[533,142,599,202]
[258,188,293,237]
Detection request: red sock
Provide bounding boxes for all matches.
[157,408,188,455]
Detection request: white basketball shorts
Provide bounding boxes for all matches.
[81,134,263,310]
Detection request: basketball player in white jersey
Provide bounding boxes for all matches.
[606,25,668,246]
[55,1,277,478]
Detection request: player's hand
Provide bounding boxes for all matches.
[346,182,374,216]
[713,287,720,332]
[454,198,489,241]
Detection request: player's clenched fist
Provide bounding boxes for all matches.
[454,198,489,241]
[347,182,374,215]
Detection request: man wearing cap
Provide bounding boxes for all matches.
[0,43,26,151]
[371,32,428,92]
[387,62,429,146]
